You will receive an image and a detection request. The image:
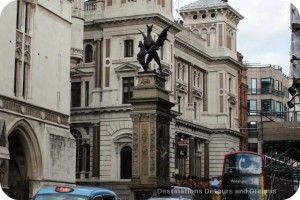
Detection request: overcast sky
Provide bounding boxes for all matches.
[173,0,300,76]
[1,1,299,76]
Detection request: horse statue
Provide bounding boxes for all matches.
[137,24,171,73]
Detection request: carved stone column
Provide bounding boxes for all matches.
[129,71,175,200]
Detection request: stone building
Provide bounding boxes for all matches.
[70,0,248,198]
[246,64,289,153]
[0,0,84,198]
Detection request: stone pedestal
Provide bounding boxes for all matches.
[129,71,175,199]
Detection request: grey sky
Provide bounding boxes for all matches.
[173,0,300,76]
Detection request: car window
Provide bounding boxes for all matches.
[33,194,89,200]
[102,195,115,200]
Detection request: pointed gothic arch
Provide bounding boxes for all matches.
[7,119,42,198]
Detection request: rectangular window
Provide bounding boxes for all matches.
[85,81,89,107]
[261,78,274,94]
[71,82,81,107]
[14,59,18,96]
[248,121,258,135]
[124,40,133,57]
[261,99,274,115]
[276,101,283,117]
[194,102,197,119]
[178,96,181,113]
[22,62,27,98]
[16,0,20,29]
[248,143,258,152]
[122,77,134,104]
[251,78,257,94]
[25,3,29,33]
[229,107,232,128]
[247,100,257,115]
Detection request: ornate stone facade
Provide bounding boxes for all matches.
[70,0,247,199]
[0,0,77,198]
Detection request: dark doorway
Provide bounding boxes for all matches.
[120,146,132,179]
[8,131,29,200]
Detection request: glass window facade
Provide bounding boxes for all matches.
[261,78,274,94]
[247,100,257,115]
[251,79,257,94]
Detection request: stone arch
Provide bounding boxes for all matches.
[84,44,93,63]
[24,52,31,64]
[7,119,42,197]
[15,48,22,60]
[200,28,208,41]
[209,28,216,48]
[112,130,132,179]
[192,28,199,34]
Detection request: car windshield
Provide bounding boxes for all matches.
[33,194,89,200]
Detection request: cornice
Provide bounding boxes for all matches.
[213,128,244,137]
[85,14,182,35]
[0,95,69,127]
[175,118,213,134]
[71,105,132,115]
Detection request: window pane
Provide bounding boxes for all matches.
[247,100,257,115]
[261,99,274,115]
[71,82,81,107]
[261,78,273,94]
[85,45,93,63]
[251,79,257,94]
[124,40,133,57]
[122,77,134,103]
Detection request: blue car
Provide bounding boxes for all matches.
[32,186,120,200]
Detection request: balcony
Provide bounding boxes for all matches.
[248,88,285,97]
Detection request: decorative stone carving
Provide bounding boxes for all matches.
[21,106,26,114]
[71,48,84,60]
[140,77,151,85]
[0,95,68,126]
[228,95,237,105]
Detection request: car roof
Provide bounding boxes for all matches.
[36,186,117,197]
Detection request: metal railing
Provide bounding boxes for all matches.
[248,88,286,97]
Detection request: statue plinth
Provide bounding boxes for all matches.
[129,71,174,199]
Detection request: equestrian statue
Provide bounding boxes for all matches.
[137,24,171,73]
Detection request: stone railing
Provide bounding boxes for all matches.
[84,1,97,11]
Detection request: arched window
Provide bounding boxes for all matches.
[210,28,216,48]
[201,29,208,41]
[71,129,90,179]
[85,45,93,63]
[120,146,132,179]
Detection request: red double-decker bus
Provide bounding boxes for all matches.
[220,151,294,200]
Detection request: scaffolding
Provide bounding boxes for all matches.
[260,110,300,199]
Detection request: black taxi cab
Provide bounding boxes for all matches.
[32,186,119,200]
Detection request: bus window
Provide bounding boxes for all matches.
[224,153,262,174]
